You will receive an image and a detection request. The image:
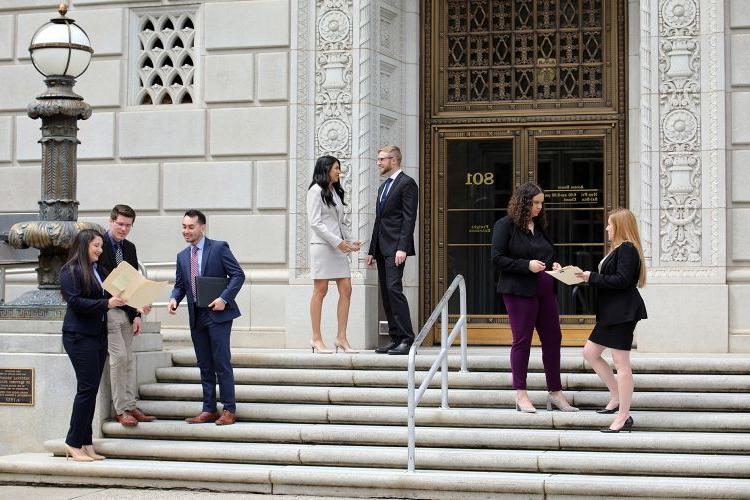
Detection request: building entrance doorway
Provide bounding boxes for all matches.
[421,0,627,345]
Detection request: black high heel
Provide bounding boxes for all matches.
[596,405,619,414]
[600,415,634,433]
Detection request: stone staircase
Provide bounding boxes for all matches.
[2,348,750,498]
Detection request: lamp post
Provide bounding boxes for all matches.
[0,3,103,319]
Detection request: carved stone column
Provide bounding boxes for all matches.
[637,0,727,351]
[287,0,417,348]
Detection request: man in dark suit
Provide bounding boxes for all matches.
[168,209,245,425]
[99,204,156,427]
[366,145,419,355]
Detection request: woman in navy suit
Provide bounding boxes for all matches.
[577,209,647,433]
[61,229,126,461]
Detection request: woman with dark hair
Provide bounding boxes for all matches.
[306,155,361,353]
[60,228,126,461]
[491,182,577,413]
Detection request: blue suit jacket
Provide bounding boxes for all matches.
[170,237,245,329]
[60,264,110,336]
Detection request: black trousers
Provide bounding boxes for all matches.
[62,331,108,448]
[376,255,414,343]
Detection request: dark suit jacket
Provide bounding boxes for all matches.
[491,215,556,297]
[588,242,648,326]
[368,171,419,258]
[100,232,141,323]
[170,237,245,329]
[60,263,110,337]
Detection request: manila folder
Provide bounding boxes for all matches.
[102,261,168,310]
[545,265,585,285]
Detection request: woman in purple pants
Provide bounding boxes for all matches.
[491,183,578,413]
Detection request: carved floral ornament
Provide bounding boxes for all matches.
[661,0,697,33]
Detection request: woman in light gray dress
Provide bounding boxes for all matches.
[307,155,361,353]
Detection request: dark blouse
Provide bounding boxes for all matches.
[523,227,554,264]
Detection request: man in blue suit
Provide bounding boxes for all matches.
[168,209,245,425]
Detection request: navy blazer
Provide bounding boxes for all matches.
[170,237,245,329]
[368,172,418,258]
[60,264,110,336]
[588,242,648,326]
[491,215,556,297]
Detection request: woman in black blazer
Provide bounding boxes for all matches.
[491,182,577,413]
[60,229,126,461]
[576,209,647,433]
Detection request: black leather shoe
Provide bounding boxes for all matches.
[600,416,634,433]
[387,341,412,355]
[596,405,619,414]
[375,341,400,354]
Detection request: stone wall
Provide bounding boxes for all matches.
[0,1,293,346]
[727,0,750,351]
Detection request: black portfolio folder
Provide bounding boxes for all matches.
[195,276,229,308]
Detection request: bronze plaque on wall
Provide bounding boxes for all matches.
[0,368,34,406]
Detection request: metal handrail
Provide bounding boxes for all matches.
[406,274,467,472]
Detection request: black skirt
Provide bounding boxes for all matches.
[588,320,638,351]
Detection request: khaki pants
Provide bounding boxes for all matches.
[107,308,137,414]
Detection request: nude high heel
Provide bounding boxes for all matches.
[310,341,333,354]
[514,398,537,413]
[82,444,106,460]
[64,443,94,462]
[546,394,580,412]
[334,340,359,354]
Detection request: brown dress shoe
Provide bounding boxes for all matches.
[185,411,220,424]
[130,407,156,422]
[214,410,237,426]
[115,411,138,427]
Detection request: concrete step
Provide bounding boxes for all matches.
[4,453,750,499]
[135,401,750,432]
[42,438,750,478]
[100,419,750,455]
[138,382,750,411]
[170,349,750,374]
[155,366,750,392]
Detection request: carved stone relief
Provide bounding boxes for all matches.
[658,0,702,263]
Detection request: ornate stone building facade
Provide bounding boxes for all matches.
[0,0,747,352]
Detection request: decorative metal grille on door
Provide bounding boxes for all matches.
[444,0,604,106]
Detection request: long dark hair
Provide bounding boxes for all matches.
[507,182,547,231]
[62,228,105,298]
[308,155,346,208]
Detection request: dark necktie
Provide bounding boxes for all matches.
[114,241,123,265]
[379,178,393,213]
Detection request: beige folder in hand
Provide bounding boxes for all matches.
[545,265,585,285]
[102,261,168,310]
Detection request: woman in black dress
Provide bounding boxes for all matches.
[576,209,647,432]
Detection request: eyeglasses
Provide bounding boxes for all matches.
[376,156,396,163]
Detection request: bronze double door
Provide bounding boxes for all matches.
[433,126,617,345]
[422,0,627,345]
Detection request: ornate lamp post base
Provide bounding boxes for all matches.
[0,220,103,320]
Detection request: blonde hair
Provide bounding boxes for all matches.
[609,208,647,288]
[378,145,402,164]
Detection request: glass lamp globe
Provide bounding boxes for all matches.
[29,4,94,78]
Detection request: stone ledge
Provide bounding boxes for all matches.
[98,419,750,455]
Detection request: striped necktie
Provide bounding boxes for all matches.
[190,245,199,300]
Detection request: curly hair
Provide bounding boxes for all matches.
[507,182,546,231]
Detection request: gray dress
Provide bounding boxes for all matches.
[306,185,352,279]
